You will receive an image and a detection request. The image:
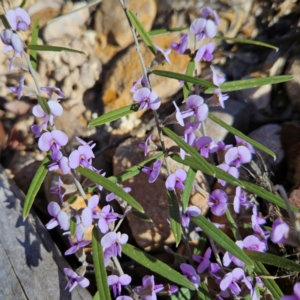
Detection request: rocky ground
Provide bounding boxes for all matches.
[1,0,300,297]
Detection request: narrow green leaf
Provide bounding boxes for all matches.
[183,60,195,100]
[77,167,144,212]
[131,210,152,222]
[108,152,164,183]
[170,153,296,211]
[181,167,196,212]
[204,75,293,93]
[246,250,300,272]
[192,215,254,273]
[92,227,111,300]
[149,26,189,36]
[27,44,85,55]
[171,288,191,300]
[163,127,215,176]
[167,190,182,244]
[153,70,217,89]
[70,217,77,236]
[226,209,242,241]
[67,195,78,205]
[30,19,39,70]
[208,113,276,159]
[20,0,27,8]
[122,243,196,290]
[198,282,211,300]
[215,35,278,51]
[93,291,100,300]
[37,95,51,115]
[23,156,50,219]
[253,261,283,299]
[127,9,156,55]
[89,104,140,127]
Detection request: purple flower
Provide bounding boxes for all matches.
[220,268,245,296]
[38,130,68,152]
[185,95,209,122]
[223,241,244,267]
[101,231,128,257]
[40,86,66,99]
[201,7,220,26]
[243,235,266,252]
[235,136,255,154]
[170,34,188,54]
[193,247,212,273]
[271,218,290,244]
[213,88,229,108]
[32,100,63,126]
[211,66,226,86]
[45,201,70,231]
[195,136,218,158]
[9,73,25,99]
[181,206,201,227]
[251,205,269,242]
[142,159,162,183]
[217,163,239,186]
[155,45,172,64]
[207,189,228,216]
[0,29,24,53]
[195,42,215,62]
[133,87,161,110]
[282,282,300,300]
[68,145,95,169]
[64,268,89,292]
[190,18,216,40]
[165,169,187,191]
[130,74,149,92]
[139,134,153,156]
[116,297,133,300]
[81,195,100,227]
[134,275,164,300]
[48,149,70,174]
[180,122,198,160]
[6,8,31,31]
[180,263,200,288]
[225,146,252,168]
[108,274,132,297]
[98,205,120,234]
[234,186,251,213]
[49,176,65,203]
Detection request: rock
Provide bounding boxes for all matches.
[94,0,157,63]
[0,164,92,299]
[113,135,209,251]
[248,124,284,174]
[100,34,190,113]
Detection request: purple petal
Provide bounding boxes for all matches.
[51,130,68,147]
[68,150,80,169]
[133,87,150,103]
[220,273,233,291]
[108,275,119,285]
[81,207,93,227]
[48,100,63,117]
[190,18,206,36]
[166,174,176,190]
[205,19,217,38]
[101,232,117,248]
[119,274,131,285]
[59,156,70,174]
[89,195,99,209]
[98,218,109,234]
[238,146,252,164]
[57,210,70,230]
[47,201,60,217]
[11,33,24,52]
[174,169,187,181]
[45,218,58,230]
[77,277,90,289]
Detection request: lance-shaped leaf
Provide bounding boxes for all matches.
[108,152,164,183]
[245,250,300,272]
[204,75,293,93]
[171,288,191,300]
[192,215,254,273]
[170,153,296,211]
[37,95,50,115]
[27,44,85,55]
[92,227,111,300]
[131,210,152,222]
[77,166,144,212]
[20,0,27,8]
[198,282,211,300]
[208,113,276,159]
[183,60,195,100]
[181,167,196,212]
[167,190,182,244]
[149,26,189,36]
[30,19,39,70]
[214,35,278,51]
[153,70,217,89]
[23,155,50,219]
[122,243,196,290]
[70,217,77,236]
[89,103,140,126]
[127,9,156,55]
[253,261,283,299]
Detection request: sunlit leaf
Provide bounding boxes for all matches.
[27,44,85,55]
[122,243,196,290]
[204,75,293,93]
[167,190,182,244]
[215,35,278,51]
[153,70,217,89]
[149,26,189,36]
[30,19,39,70]
[77,166,144,212]
[89,104,140,127]
[183,59,195,100]
[23,156,50,219]
[208,113,276,159]
[92,227,111,300]
[181,167,196,212]
[127,9,156,55]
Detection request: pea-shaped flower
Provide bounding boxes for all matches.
[133,87,161,110]
[165,169,187,191]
